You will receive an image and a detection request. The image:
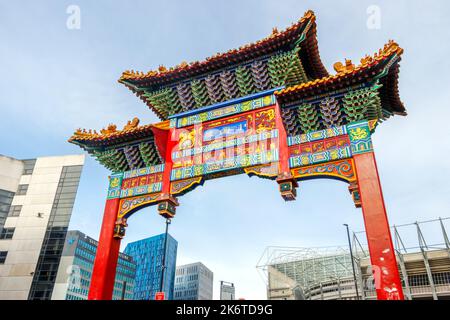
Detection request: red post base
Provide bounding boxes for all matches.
[354,152,404,300]
[88,198,122,300]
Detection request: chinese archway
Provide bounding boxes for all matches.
[69,11,407,300]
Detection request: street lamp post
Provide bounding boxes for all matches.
[159,218,172,295]
[344,223,360,300]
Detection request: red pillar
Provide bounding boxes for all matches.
[353,152,404,300]
[275,101,290,175]
[88,198,121,300]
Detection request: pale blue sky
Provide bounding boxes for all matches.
[1,1,450,299]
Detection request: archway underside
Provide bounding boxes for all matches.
[116,157,361,221]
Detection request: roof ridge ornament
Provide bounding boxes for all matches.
[333,59,355,74]
[123,117,140,131]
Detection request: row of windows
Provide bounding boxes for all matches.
[73,256,93,271]
[176,274,198,283]
[77,239,97,254]
[176,265,197,276]
[66,294,85,300]
[69,286,89,297]
[75,247,95,262]
[174,289,198,299]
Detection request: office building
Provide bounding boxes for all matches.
[124,233,178,300]
[220,281,235,300]
[174,262,213,300]
[51,230,136,300]
[0,154,85,300]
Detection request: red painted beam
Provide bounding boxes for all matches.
[353,152,404,300]
[161,127,177,195]
[88,198,121,300]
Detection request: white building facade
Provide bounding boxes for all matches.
[0,154,85,300]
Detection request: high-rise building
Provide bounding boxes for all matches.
[0,154,85,300]
[174,262,213,300]
[220,281,235,300]
[124,233,178,300]
[51,230,136,300]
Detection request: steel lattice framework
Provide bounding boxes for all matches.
[258,217,450,300]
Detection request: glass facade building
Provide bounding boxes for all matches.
[124,233,178,300]
[52,230,136,300]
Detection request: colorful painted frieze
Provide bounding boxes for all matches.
[120,182,162,198]
[122,164,165,179]
[174,95,276,128]
[170,149,279,181]
[287,125,348,146]
[172,129,279,160]
[291,159,356,183]
[289,146,351,168]
[118,193,161,218]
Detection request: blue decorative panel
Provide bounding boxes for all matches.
[123,164,165,179]
[120,182,163,198]
[175,94,276,128]
[289,146,352,168]
[107,173,124,199]
[287,125,348,146]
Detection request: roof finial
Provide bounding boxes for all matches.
[333,59,355,74]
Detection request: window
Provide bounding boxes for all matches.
[0,189,15,229]
[22,159,36,175]
[16,184,29,196]
[8,205,22,217]
[0,227,15,240]
[0,251,7,263]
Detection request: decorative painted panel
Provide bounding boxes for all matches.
[244,163,279,179]
[291,159,356,183]
[174,94,276,128]
[170,177,204,195]
[107,173,124,199]
[122,164,165,179]
[118,194,161,218]
[289,146,351,168]
[287,125,348,146]
[171,149,279,181]
[347,121,373,155]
